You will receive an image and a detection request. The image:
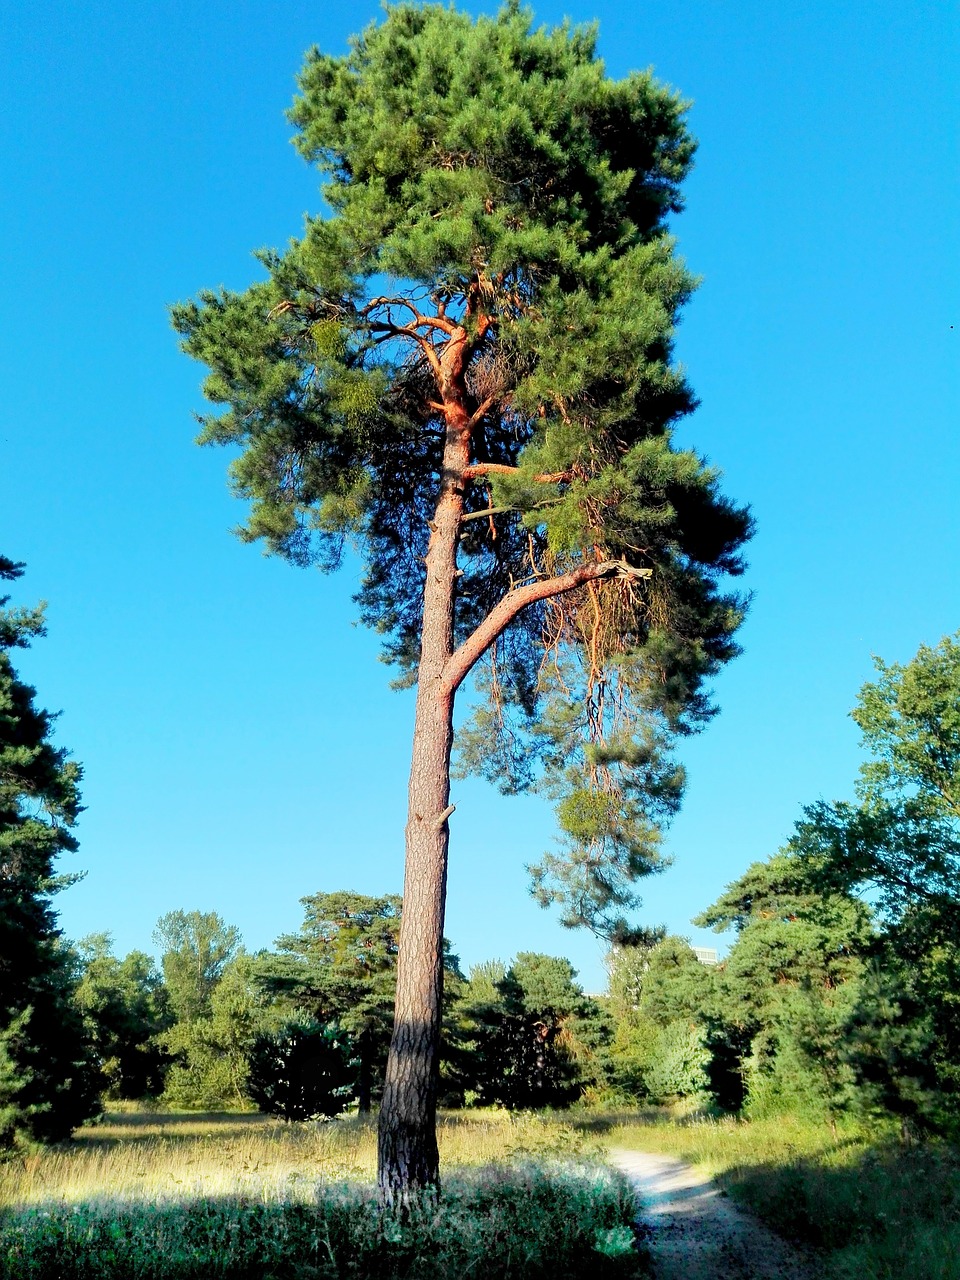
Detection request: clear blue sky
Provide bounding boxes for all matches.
[2,0,957,992]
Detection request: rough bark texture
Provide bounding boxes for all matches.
[374,328,652,1204]
[376,333,470,1208]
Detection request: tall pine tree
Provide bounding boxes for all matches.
[175,4,752,1201]
[0,558,99,1147]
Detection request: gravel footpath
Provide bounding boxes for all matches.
[608,1147,820,1280]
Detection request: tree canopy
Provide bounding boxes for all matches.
[788,633,960,921]
[174,3,750,937]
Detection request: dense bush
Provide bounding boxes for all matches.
[246,1021,356,1121]
[641,1021,710,1101]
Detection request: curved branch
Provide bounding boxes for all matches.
[466,394,501,429]
[368,320,443,378]
[440,560,652,697]
[360,296,456,335]
[462,462,572,484]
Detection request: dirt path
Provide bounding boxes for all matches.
[608,1147,819,1280]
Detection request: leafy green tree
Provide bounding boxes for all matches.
[161,951,278,1110]
[154,910,241,1024]
[248,1021,357,1121]
[783,633,960,1120]
[641,1020,710,1100]
[0,557,100,1147]
[788,637,960,920]
[73,934,169,1100]
[605,935,714,1101]
[174,3,751,1199]
[153,912,273,1109]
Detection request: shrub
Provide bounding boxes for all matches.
[246,1022,355,1121]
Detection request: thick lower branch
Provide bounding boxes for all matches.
[440,559,652,697]
[462,462,572,484]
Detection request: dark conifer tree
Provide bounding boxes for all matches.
[0,558,99,1147]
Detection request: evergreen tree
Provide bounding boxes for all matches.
[259,891,465,1112]
[459,952,596,1109]
[174,4,752,1199]
[247,1021,356,1122]
[0,557,99,1147]
[257,892,402,1113]
[696,852,873,1120]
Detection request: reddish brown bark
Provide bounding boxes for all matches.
[376,331,470,1208]
[375,319,650,1205]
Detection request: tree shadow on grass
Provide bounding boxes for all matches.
[70,1111,289,1153]
[716,1140,960,1264]
[0,1165,653,1280]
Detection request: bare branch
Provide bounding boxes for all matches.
[367,320,443,378]
[433,804,456,829]
[459,505,518,522]
[440,560,652,697]
[466,394,500,429]
[462,462,572,484]
[360,296,456,335]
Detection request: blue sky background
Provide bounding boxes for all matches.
[1,0,956,992]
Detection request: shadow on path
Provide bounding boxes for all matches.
[609,1148,819,1280]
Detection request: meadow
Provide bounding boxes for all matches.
[3,1106,960,1278]
[0,1110,646,1280]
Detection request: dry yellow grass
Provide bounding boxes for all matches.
[0,1109,594,1208]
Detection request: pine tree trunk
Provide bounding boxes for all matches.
[377,335,470,1209]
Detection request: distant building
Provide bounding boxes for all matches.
[692,947,718,966]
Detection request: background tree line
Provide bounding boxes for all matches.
[2,548,959,1144]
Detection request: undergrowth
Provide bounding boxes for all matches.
[0,1161,647,1280]
[0,1111,644,1279]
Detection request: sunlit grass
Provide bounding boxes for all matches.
[0,1112,645,1280]
[0,1109,600,1208]
[599,1107,876,1174]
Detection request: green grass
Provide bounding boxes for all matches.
[0,1112,647,1279]
[16,1103,960,1278]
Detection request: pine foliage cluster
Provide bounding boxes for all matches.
[173,1,753,938]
